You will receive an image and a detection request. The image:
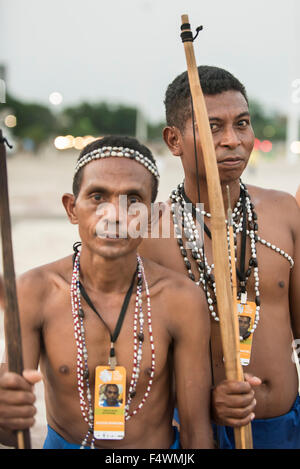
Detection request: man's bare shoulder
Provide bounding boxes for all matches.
[143,257,207,308]
[248,184,300,228]
[143,258,210,338]
[139,199,175,264]
[17,255,73,301]
[248,184,298,207]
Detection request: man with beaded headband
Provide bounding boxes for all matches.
[0,135,214,449]
[139,66,300,449]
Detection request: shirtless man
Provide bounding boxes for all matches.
[139,66,300,448]
[0,135,213,449]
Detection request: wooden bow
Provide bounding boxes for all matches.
[180,15,252,449]
[0,130,31,449]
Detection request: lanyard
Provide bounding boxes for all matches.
[80,268,137,368]
[72,246,137,368]
[238,189,247,294]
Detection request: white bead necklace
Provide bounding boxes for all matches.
[70,251,156,448]
[170,180,294,339]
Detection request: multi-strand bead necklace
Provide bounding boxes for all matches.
[70,249,155,448]
[170,180,294,339]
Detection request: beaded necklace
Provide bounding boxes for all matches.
[70,250,155,448]
[170,180,294,340]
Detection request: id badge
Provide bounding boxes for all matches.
[236,301,256,367]
[94,366,126,440]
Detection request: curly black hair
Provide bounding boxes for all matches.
[164,65,248,132]
[72,135,158,202]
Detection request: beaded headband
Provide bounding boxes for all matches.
[74,146,160,180]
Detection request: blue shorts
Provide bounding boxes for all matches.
[43,424,181,449]
[213,395,300,449]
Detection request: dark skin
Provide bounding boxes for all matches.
[0,157,213,448]
[140,90,300,427]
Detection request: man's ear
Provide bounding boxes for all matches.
[62,193,78,224]
[163,126,183,157]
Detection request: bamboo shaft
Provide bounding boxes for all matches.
[227,190,253,448]
[180,15,252,449]
[0,130,31,449]
[228,225,247,448]
[17,431,25,449]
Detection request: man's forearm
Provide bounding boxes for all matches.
[180,427,214,449]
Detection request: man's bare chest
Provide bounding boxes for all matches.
[161,216,293,299]
[40,289,172,393]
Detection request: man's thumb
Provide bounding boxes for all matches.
[244,373,262,386]
[23,369,43,385]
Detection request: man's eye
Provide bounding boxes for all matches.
[93,194,103,201]
[210,123,219,131]
[238,120,249,127]
[128,197,139,205]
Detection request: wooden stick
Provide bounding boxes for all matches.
[0,129,31,449]
[180,15,252,449]
[227,186,253,448]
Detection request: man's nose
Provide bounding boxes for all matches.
[220,126,241,148]
[97,200,123,223]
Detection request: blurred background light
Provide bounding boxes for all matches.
[290,141,300,154]
[65,135,74,148]
[253,138,273,153]
[4,114,17,127]
[49,91,63,106]
[53,135,99,151]
[73,136,84,150]
[54,136,70,150]
[259,140,273,153]
[263,125,276,138]
[253,138,261,150]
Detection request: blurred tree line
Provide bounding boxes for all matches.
[1,92,288,150]
[248,100,287,141]
[4,93,58,147]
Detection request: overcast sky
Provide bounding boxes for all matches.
[0,0,299,122]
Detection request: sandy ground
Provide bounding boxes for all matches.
[0,143,300,448]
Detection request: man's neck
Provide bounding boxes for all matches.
[79,246,138,294]
[183,174,241,214]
